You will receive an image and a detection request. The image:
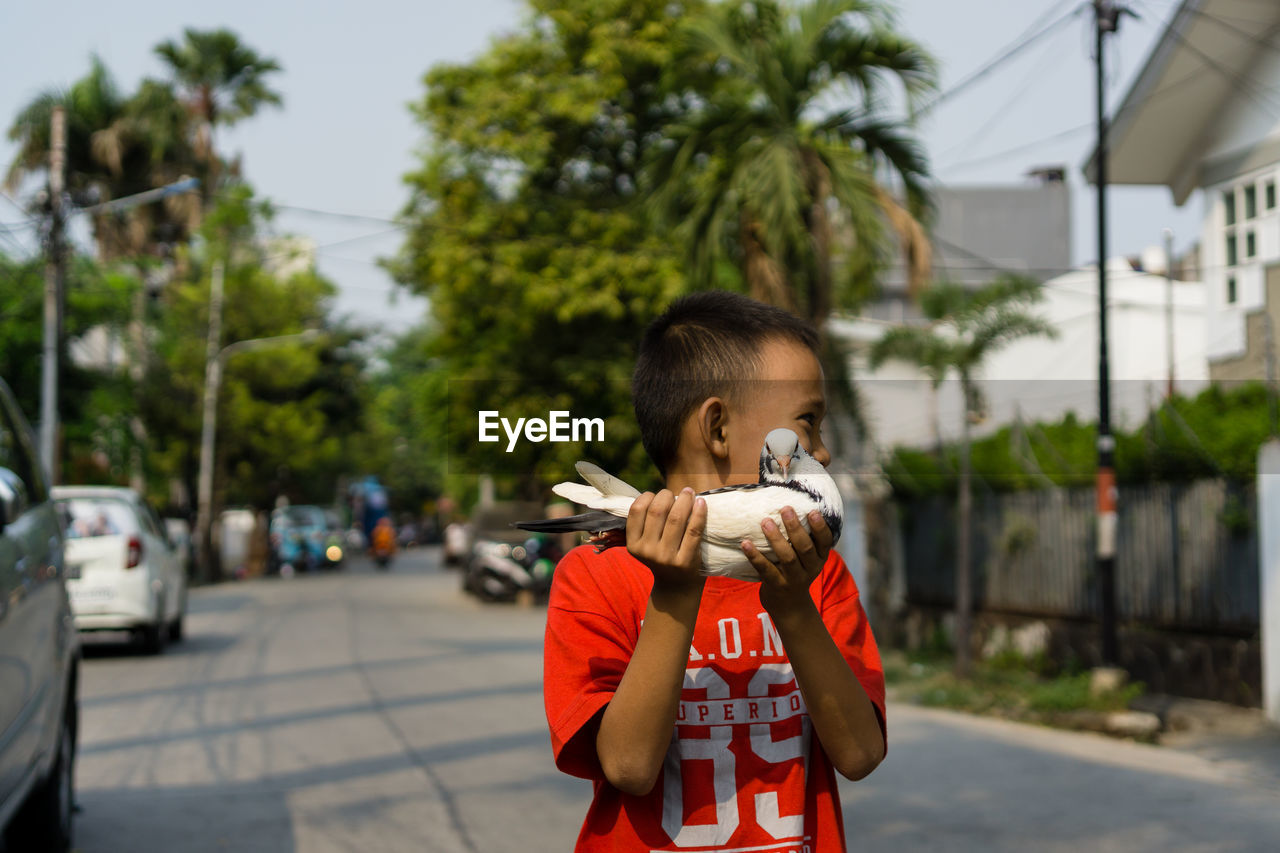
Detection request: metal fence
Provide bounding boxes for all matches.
[900,480,1259,632]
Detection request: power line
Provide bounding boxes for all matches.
[936,20,1079,165]
[940,123,1094,173]
[272,203,403,227]
[918,2,1090,117]
[938,16,1263,177]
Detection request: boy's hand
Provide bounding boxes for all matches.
[626,488,707,595]
[742,507,834,616]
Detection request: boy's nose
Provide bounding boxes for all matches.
[811,436,831,468]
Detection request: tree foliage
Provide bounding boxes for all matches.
[5,57,200,261]
[389,0,702,494]
[647,0,937,328]
[887,384,1280,500]
[142,187,367,511]
[0,251,136,481]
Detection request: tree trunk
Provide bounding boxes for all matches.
[800,148,833,332]
[955,376,974,678]
[740,213,793,312]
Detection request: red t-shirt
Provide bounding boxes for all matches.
[543,544,886,852]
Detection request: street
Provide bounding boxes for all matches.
[73,548,1280,853]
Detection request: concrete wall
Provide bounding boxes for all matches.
[1209,263,1280,382]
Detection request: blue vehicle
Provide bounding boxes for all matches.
[269,505,340,573]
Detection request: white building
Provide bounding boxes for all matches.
[261,235,317,281]
[832,258,1208,450]
[1095,0,1280,382]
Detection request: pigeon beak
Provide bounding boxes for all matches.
[776,455,790,480]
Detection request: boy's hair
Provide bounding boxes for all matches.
[632,290,821,476]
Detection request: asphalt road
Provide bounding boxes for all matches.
[71,547,1280,853]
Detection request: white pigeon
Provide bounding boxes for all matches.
[516,428,843,582]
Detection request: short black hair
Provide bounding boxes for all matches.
[632,290,821,477]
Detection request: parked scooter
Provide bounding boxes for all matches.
[462,535,558,603]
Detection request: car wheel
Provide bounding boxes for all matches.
[168,615,184,642]
[141,618,167,654]
[7,706,76,852]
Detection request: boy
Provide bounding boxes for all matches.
[543,291,886,852]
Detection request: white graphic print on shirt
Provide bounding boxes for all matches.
[660,612,813,851]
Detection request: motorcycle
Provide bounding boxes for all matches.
[462,535,558,603]
[371,539,394,570]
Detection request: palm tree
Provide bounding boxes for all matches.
[647,0,937,332]
[5,57,198,261]
[869,275,1056,677]
[154,28,283,200]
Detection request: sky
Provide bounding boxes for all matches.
[0,0,1202,336]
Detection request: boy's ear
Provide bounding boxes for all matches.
[696,397,731,461]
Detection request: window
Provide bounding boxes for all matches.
[1247,230,1257,259]
[1224,189,1237,225]
[1267,180,1276,211]
[1227,276,1238,304]
[1245,184,1257,219]
[59,499,139,539]
[1227,233,1238,266]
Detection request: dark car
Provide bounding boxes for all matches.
[0,378,79,851]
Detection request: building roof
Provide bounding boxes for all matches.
[879,180,1071,293]
[1084,0,1280,204]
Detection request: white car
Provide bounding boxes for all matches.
[52,486,187,653]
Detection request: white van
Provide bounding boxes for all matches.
[52,486,187,654]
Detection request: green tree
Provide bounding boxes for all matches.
[0,250,138,480]
[357,328,448,511]
[154,28,283,201]
[144,187,366,514]
[648,0,937,332]
[5,58,198,261]
[389,0,700,496]
[870,275,1056,676]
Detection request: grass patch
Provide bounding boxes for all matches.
[884,649,1144,723]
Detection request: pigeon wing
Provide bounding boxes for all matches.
[575,461,640,498]
[699,484,821,549]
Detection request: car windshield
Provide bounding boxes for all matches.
[59,498,139,539]
[275,506,326,530]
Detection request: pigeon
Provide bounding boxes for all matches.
[515,428,842,582]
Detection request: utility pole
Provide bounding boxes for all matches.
[1094,0,1125,666]
[196,260,225,584]
[1164,228,1176,399]
[39,105,66,484]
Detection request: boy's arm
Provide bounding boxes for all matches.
[741,508,886,781]
[595,487,707,796]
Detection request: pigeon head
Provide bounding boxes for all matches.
[760,428,803,482]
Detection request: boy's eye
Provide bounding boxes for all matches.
[798,413,816,426]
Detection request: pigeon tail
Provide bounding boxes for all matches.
[514,511,624,534]
[513,511,626,553]
[552,482,633,515]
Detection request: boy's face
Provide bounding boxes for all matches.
[723,337,831,483]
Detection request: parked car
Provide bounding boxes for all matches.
[0,378,79,851]
[52,486,187,653]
